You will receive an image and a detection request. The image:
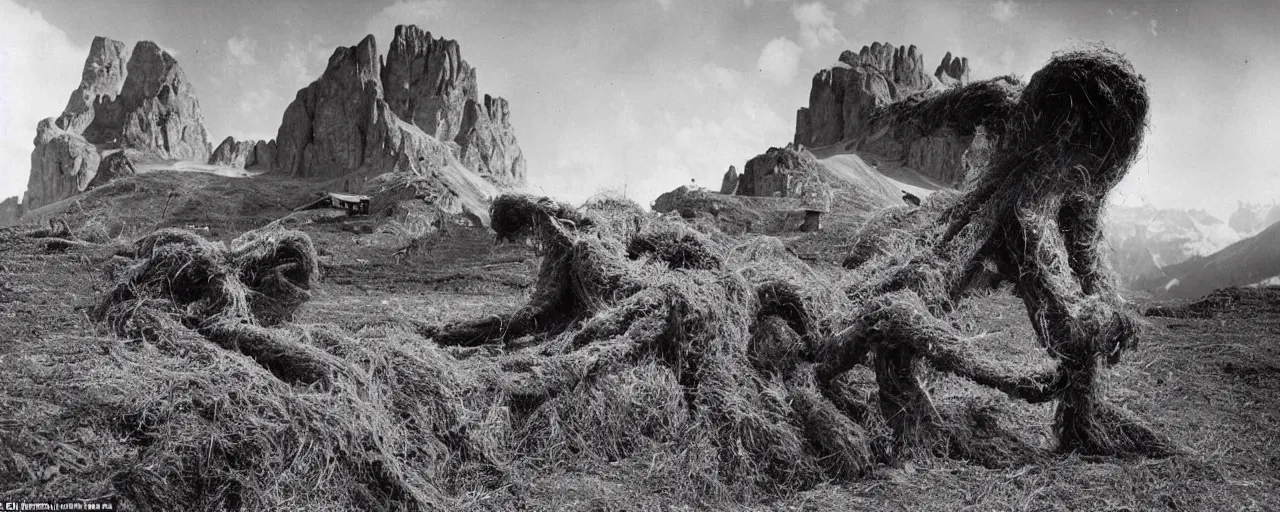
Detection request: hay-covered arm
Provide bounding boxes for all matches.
[817,291,1067,403]
[1001,206,1138,363]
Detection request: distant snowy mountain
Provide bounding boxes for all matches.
[1105,202,1280,297]
[1104,205,1242,286]
[1144,220,1280,299]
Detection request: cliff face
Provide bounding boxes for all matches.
[55,37,130,134]
[83,41,211,161]
[22,36,212,214]
[274,34,453,180]
[793,42,1007,188]
[276,25,525,187]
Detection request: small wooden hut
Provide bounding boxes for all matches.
[295,192,372,215]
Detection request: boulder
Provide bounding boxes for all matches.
[0,196,22,227]
[24,119,102,211]
[55,36,131,134]
[88,151,137,189]
[719,165,739,195]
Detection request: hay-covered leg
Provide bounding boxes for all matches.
[999,208,1174,457]
[786,367,875,477]
[502,309,667,411]
[819,290,1078,458]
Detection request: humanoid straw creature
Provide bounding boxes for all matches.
[432,46,1173,463]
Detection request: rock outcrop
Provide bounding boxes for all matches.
[738,145,823,198]
[381,25,476,143]
[22,36,212,213]
[88,151,137,189]
[454,95,526,185]
[209,137,276,170]
[275,34,453,179]
[25,119,102,211]
[794,42,998,187]
[0,196,22,227]
[719,165,739,195]
[376,25,525,185]
[935,51,970,86]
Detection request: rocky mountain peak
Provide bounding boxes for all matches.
[794,42,1010,188]
[275,24,525,187]
[81,39,211,162]
[382,25,478,143]
[55,36,130,133]
[936,51,971,85]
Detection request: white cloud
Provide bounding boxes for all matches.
[280,35,325,88]
[657,0,675,11]
[845,0,875,17]
[227,35,258,66]
[1150,19,1159,36]
[0,0,87,201]
[237,88,281,122]
[379,0,444,22]
[756,37,803,85]
[792,2,844,48]
[703,64,743,92]
[990,0,1018,23]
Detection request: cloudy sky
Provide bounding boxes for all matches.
[1,0,1276,217]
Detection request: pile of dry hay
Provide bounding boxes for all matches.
[72,44,1173,510]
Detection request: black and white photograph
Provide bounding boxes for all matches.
[1,0,1277,509]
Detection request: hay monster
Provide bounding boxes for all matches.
[827,46,1173,457]
[435,45,1173,466]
